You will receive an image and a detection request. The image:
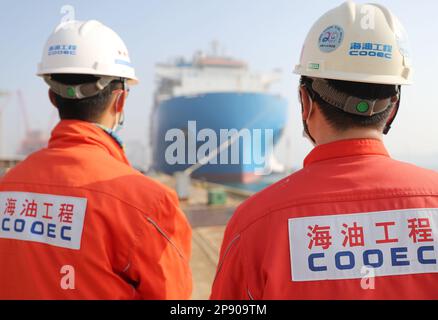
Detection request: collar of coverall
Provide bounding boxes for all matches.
[303,139,390,168]
[48,120,130,165]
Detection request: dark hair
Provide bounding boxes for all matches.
[300,76,400,131]
[50,74,123,122]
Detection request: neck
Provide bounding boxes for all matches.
[98,114,117,130]
[316,128,383,146]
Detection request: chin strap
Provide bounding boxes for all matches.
[383,85,401,135]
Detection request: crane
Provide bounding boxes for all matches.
[16,90,49,156]
[0,91,13,157]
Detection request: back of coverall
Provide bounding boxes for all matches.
[0,120,192,299]
[211,139,438,299]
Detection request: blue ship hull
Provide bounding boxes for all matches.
[151,92,288,183]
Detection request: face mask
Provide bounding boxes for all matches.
[94,96,126,149]
[302,121,316,147]
[112,110,125,133]
[94,122,125,150]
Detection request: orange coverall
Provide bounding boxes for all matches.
[0,120,192,299]
[211,139,438,299]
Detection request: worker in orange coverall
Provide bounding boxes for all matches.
[0,19,192,299]
[211,1,438,299]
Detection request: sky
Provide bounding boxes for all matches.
[0,0,438,170]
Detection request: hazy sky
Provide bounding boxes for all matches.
[1,0,437,169]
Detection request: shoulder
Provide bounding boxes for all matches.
[226,172,304,235]
[226,158,438,235]
[390,158,438,176]
[88,163,180,216]
[375,157,438,188]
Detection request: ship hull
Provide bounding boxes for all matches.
[151,92,288,183]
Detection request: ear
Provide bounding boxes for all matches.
[390,94,399,107]
[48,89,58,109]
[114,90,126,114]
[389,104,398,118]
[299,86,312,121]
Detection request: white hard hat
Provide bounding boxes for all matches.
[294,1,412,85]
[37,20,138,85]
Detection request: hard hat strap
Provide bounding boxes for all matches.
[383,85,401,135]
[43,75,119,99]
[311,79,395,117]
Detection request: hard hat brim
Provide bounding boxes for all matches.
[37,66,139,85]
[294,66,412,86]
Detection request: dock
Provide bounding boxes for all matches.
[152,173,252,299]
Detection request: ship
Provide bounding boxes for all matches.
[150,44,288,183]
